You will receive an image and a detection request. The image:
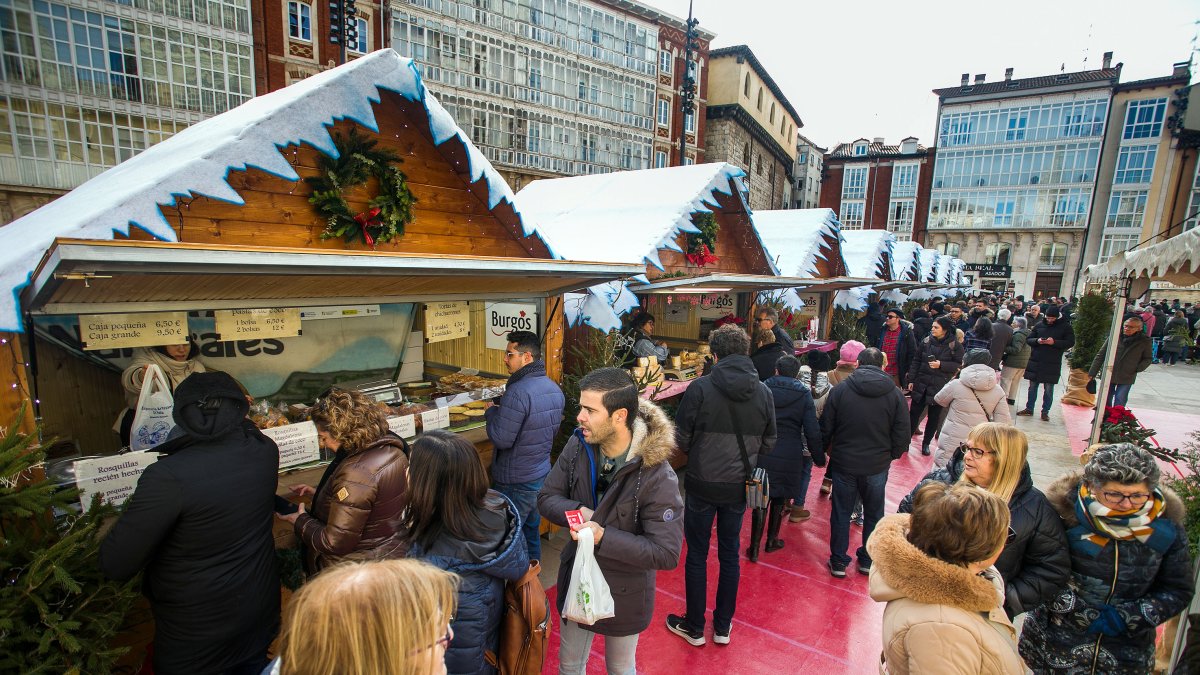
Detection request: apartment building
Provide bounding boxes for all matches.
[819,136,933,242]
[792,133,823,209]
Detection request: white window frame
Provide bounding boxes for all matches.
[1186,162,1200,232]
[659,49,671,74]
[656,99,669,128]
[654,150,667,168]
[840,201,865,229]
[1123,98,1167,140]
[1098,233,1140,263]
[349,16,369,53]
[684,110,695,133]
[886,198,915,233]
[1105,190,1148,229]
[984,242,1012,266]
[842,165,868,199]
[288,1,312,41]
[891,162,919,198]
[937,242,961,257]
[1113,144,1157,185]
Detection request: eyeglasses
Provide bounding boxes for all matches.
[958,443,996,459]
[755,317,769,323]
[504,351,521,358]
[415,624,454,654]
[886,314,899,320]
[1101,491,1152,506]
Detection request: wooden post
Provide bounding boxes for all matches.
[544,295,566,384]
[0,332,35,434]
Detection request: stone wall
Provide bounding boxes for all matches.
[704,117,789,211]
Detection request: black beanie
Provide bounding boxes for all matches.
[172,371,250,440]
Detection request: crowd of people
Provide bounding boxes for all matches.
[97,295,1196,674]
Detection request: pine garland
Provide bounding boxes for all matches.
[306,128,417,247]
[0,403,141,674]
[686,212,719,255]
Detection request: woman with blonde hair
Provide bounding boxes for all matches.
[870,482,1025,674]
[279,388,409,573]
[899,422,1069,618]
[268,559,459,675]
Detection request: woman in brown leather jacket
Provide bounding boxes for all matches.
[279,388,409,573]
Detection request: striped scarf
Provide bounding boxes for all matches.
[1071,483,1174,557]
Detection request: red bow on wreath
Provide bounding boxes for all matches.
[354,207,382,248]
[685,244,720,268]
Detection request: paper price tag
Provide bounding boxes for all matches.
[420,408,448,431]
[387,415,417,439]
[261,421,321,469]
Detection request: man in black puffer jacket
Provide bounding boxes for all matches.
[100,372,280,675]
[821,348,908,579]
[668,324,776,647]
[897,444,1070,618]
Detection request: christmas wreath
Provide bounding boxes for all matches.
[685,212,720,267]
[306,128,417,247]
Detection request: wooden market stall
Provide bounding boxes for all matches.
[0,49,639,478]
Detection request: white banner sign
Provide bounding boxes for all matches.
[696,293,737,319]
[298,305,382,320]
[261,421,321,469]
[484,302,539,351]
[74,452,160,512]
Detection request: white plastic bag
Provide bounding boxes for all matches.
[130,364,176,451]
[561,527,615,625]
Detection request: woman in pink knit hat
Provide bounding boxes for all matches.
[827,340,866,388]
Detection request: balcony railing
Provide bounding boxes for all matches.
[1038,256,1067,270]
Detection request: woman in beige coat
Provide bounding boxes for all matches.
[868,482,1026,674]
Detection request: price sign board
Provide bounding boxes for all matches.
[420,407,450,432]
[80,311,189,350]
[424,301,470,344]
[261,421,321,469]
[214,308,301,340]
[74,452,160,512]
[387,415,417,439]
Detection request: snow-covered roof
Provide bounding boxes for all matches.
[516,162,776,331]
[516,163,760,271]
[917,248,941,282]
[1087,228,1200,287]
[0,49,526,333]
[839,230,896,280]
[753,208,844,279]
[890,241,922,282]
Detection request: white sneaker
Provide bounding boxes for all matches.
[714,626,731,645]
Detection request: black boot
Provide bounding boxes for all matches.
[746,508,766,562]
[765,502,785,553]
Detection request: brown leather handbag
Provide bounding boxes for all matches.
[485,560,549,675]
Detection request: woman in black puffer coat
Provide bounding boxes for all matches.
[898,423,1070,618]
[906,315,965,455]
[750,328,788,382]
[401,430,529,675]
[752,355,822,557]
[1019,444,1193,675]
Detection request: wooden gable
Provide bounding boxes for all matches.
[652,177,774,278]
[123,90,549,259]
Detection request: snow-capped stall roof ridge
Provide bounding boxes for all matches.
[839,229,896,280]
[515,163,765,272]
[753,208,842,278]
[917,247,942,282]
[891,241,923,281]
[0,49,532,333]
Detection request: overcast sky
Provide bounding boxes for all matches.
[638,0,1199,150]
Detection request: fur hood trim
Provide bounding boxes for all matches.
[626,399,676,468]
[867,514,1002,613]
[1044,470,1186,528]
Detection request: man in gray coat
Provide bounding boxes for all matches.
[1089,316,1153,408]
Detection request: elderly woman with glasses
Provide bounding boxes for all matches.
[278,388,410,573]
[1019,444,1193,674]
[899,423,1070,619]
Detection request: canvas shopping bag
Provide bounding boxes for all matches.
[561,527,615,625]
[130,364,176,451]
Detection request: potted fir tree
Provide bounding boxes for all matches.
[1061,293,1112,407]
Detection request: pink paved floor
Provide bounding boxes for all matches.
[544,435,940,674]
[1061,402,1195,478]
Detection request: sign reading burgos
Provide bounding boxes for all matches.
[696,293,737,319]
[485,302,538,351]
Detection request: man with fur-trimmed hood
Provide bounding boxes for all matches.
[538,367,683,674]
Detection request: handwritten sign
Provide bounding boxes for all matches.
[79,311,189,350]
[387,415,417,439]
[420,407,450,432]
[424,301,470,344]
[214,308,301,340]
[74,452,160,512]
[485,302,538,350]
[696,293,737,319]
[299,304,382,321]
[261,421,321,469]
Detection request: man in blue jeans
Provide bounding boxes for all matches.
[666,324,776,647]
[485,330,564,563]
[819,348,909,577]
[1018,305,1075,421]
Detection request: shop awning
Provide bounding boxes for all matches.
[23,239,644,315]
[625,273,880,295]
